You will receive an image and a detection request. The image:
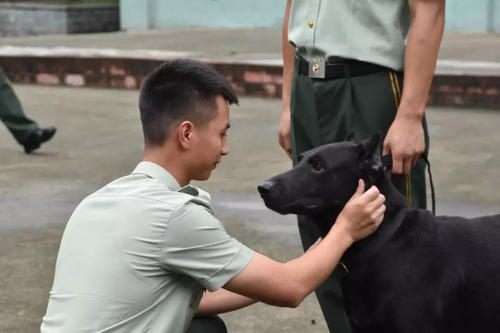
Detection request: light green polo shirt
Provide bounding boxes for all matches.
[288,0,411,71]
[41,162,254,333]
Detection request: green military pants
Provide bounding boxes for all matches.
[0,66,38,144]
[290,59,429,333]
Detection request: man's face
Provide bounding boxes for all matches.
[190,96,230,181]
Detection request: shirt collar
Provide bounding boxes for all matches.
[132,161,182,191]
[131,161,203,198]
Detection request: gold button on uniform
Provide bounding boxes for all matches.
[308,20,314,28]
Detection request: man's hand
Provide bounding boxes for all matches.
[383,113,425,175]
[334,179,386,243]
[279,107,292,158]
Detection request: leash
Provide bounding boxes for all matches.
[381,154,436,216]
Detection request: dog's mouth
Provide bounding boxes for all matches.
[259,193,323,215]
[258,180,331,215]
[259,193,290,214]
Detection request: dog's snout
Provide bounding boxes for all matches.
[258,181,276,194]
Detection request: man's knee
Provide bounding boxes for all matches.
[186,315,227,333]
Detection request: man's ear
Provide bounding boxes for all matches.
[358,133,383,186]
[178,121,194,149]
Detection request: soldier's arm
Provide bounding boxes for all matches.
[383,0,445,174]
[279,0,295,158]
[199,181,384,312]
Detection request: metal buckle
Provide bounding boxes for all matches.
[308,57,325,79]
[334,261,350,278]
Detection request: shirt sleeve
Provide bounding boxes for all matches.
[160,201,254,291]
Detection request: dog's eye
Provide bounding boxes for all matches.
[312,161,324,172]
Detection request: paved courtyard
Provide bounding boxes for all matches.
[0,84,499,332]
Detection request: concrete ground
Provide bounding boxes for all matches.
[1,84,499,332]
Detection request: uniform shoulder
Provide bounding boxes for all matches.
[87,174,193,207]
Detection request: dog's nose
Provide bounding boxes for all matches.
[258,181,275,194]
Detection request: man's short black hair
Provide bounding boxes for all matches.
[139,59,238,146]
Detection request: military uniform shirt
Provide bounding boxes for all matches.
[288,0,411,71]
[41,161,254,333]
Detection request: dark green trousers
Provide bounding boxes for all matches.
[186,316,227,333]
[290,58,429,333]
[0,66,38,144]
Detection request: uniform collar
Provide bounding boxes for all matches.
[132,161,182,191]
[132,161,205,199]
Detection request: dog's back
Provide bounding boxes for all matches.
[342,209,500,333]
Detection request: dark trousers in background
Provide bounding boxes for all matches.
[186,315,227,333]
[0,66,38,144]
[290,58,429,333]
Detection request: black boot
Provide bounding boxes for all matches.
[23,126,57,154]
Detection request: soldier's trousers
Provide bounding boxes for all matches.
[0,66,38,144]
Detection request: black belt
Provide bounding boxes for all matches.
[297,55,391,79]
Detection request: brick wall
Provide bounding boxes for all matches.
[0,3,119,37]
[0,55,499,109]
[0,56,284,98]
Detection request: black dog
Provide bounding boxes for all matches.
[258,134,500,333]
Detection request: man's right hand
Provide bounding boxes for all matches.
[278,106,292,159]
[333,179,386,243]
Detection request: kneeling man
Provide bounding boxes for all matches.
[41,59,385,333]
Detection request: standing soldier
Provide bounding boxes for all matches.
[279,0,445,332]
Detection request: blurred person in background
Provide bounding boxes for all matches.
[0,65,56,153]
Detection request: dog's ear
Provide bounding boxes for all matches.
[358,133,383,186]
[359,133,382,156]
[346,132,357,142]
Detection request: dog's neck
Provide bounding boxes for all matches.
[371,170,408,214]
[311,171,408,266]
[342,171,408,263]
[313,171,407,235]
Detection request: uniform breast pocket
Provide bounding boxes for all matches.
[288,0,321,48]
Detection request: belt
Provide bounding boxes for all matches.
[297,55,390,79]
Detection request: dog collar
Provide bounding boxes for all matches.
[338,208,407,277]
[381,154,392,169]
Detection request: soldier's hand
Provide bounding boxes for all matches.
[383,113,425,175]
[279,106,292,159]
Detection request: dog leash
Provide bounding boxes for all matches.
[381,154,436,216]
[422,155,436,216]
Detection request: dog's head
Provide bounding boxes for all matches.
[258,134,383,216]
